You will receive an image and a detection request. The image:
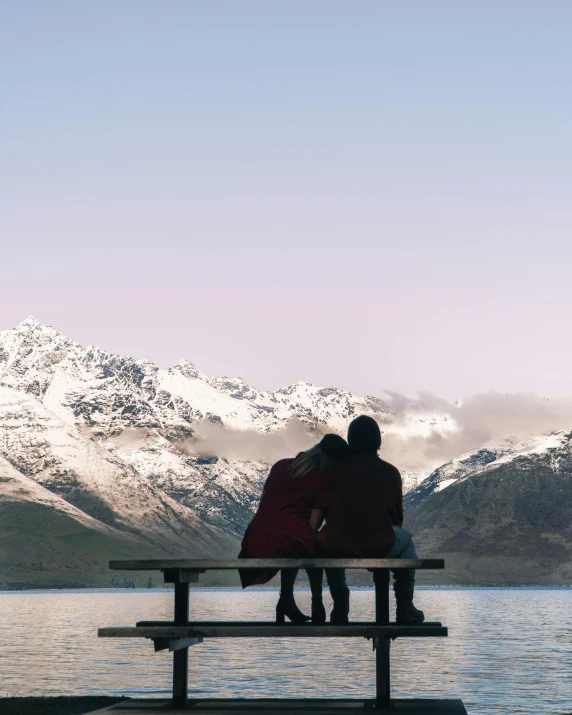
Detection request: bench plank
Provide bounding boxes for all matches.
[98,624,447,638]
[109,558,444,571]
[86,697,468,714]
[135,620,443,627]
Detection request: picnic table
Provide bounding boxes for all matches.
[98,558,467,714]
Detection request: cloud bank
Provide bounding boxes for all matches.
[177,418,322,463]
[380,391,572,472]
[180,392,572,474]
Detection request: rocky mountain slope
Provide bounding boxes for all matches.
[405,432,566,510]
[5,316,570,587]
[0,383,238,587]
[0,318,453,528]
[0,317,455,586]
[406,430,572,585]
[0,455,164,588]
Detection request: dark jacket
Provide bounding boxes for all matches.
[317,453,403,557]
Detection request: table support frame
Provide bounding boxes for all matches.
[374,569,391,709]
[103,560,446,711]
[172,581,190,708]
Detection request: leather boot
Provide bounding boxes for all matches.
[306,568,326,624]
[330,588,350,625]
[395,590,424,625]
[311,597,326,625]
[275,596,310,624]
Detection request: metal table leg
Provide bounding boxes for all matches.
[172,581,190,708]
[374,569,390,708]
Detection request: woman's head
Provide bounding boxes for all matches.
[347,415,382,454]
[289,433,349,478]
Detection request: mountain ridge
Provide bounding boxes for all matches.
[0,317,454,586]
[2,317,570,587]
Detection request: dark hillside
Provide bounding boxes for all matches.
[406,446,572,585]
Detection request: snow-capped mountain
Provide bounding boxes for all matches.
[0,453,194,588]
[0,317,456,541]
[0,317,454,438]
[0,384,236,554]
[405,428,572,585]
[3,317,572,587]
[404,431,568,511]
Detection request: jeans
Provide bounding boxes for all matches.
[322,526,419,599]
[387,526,418,593]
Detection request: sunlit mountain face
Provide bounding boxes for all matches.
[0,317,455,531]
[2,317,570,587]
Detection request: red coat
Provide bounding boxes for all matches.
[238,458,331,587]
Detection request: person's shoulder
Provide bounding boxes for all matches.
[272,458,294,472]
[376,457,401,478]
[266,458,294,479]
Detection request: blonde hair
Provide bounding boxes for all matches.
[289,444,336,479]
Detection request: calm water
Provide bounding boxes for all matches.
[1,587,571,714]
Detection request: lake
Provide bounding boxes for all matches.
[1,587,571,714]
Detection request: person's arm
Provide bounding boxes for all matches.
[395,467,404,527]
[309,508,324,531]
[310,471,332,531]
[384,464,403,526]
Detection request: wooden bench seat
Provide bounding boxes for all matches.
[99,622,447,639]
[87,697,468,714]
[135,619,444,628]
[110,558,444,571]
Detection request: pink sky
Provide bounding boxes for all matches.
[2,2,572,399]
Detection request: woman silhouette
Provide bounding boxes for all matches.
[238,434,348,624]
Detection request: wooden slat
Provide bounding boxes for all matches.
[109,558,444,571]
[85,697,468,714]
[135,620,443,628]
[98,624,447,638]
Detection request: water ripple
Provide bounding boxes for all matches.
[1,587,571,714]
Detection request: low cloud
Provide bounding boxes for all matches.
[380,391,572,472]
[104,427,158,451]
[186,392,572,474]
[111,392,572,475]
[177,418,325,463]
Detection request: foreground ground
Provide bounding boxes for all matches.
[0,697,126,714]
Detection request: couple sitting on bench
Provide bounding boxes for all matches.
[238,415,424,626]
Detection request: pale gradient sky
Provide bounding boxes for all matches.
[2,1,572,399]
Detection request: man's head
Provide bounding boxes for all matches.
[347,415,382,454]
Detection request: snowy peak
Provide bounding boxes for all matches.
[15,315,58,333]
[170,359,201,380]
[0,317,448,439]
[0,317,462,462]
[0,317,460,514]
[405,430,571,509]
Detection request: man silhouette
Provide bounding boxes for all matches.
[318,415,424,625]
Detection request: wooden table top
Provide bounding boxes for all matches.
[110,558,444,571]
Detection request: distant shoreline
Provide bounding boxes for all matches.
[2,584,572,593]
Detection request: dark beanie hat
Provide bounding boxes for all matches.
[318,433,349,462]
[347,415,382,454]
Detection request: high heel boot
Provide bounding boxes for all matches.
[275,597,311,624]
[311,598,326,624]
[306,567,326,624]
